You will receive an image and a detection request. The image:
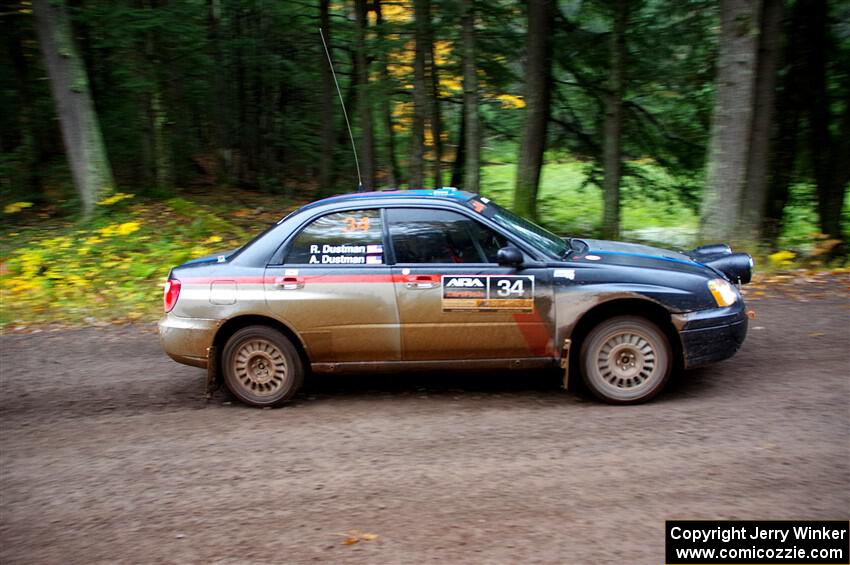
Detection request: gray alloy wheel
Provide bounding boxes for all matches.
[579,316,672,404]
[222,326,304,407]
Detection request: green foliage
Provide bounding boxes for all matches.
[548,0,718,172]
[481,159,698,238]
[777,182,850,251]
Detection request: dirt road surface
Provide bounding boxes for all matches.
[1,297,848,564]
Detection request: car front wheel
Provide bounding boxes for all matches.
[221,326,304,407]
[580,316,672,404]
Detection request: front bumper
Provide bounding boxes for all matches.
[158,314,220,368]
[675,302,749,369]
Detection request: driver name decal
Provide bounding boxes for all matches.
[441,275,534,312]
[307,243,383,265]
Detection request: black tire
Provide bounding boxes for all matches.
[221,326,304,407]
[579,316,672,404]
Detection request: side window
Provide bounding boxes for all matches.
[467,220,509,263]
[286,209,384,265]
[387,208,509,264]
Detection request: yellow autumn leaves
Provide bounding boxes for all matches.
[1,193,260,326]
[4,202,33,214]
[3,221,143,299]
[1,211,160,324]
[97,192,134,206]
[3,192,134,217]
[99,222,141,237]
[768,250,795,269]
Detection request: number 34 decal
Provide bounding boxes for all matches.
[496,278,526,297]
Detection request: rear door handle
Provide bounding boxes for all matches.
[404,275,438,289]
[274,276,304,290]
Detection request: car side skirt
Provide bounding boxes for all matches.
[312,357,559,374]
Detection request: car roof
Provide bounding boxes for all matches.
[298,187,477,213]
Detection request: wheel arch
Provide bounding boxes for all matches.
[567,298,684,376]
[213,315,311,378]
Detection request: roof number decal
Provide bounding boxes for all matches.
[342,216,371,232]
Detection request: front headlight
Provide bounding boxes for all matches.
[708,278,738,307]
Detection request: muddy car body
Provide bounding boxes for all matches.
[159,188,751,406]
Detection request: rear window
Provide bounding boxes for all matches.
[286,209,384,265]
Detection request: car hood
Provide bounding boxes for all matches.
[565,237,712,276]
[579,238,694,262]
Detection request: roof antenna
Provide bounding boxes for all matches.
[319,27,364,193]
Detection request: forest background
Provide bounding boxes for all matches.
[1,0,848,326]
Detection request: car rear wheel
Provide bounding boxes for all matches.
[222,326,304,407]
[580,316,671,404]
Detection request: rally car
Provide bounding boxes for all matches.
[159,188,752,406]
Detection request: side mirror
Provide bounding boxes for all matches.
[496,246,523,268]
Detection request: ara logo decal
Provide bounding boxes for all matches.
[445,277,485,288]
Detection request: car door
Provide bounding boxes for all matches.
[264,208,401,363]
[387,207,556,361]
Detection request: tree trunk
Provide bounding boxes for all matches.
[742,0,783,240]
[7,18,43,199]
[354,0,375,191]
[375,0,400,187]
[514,0,555,220]
[461,0,480,193]
[700,0,761,242]
[149,86,170,190]
[763,0,803,246]
[410,0,429,189]
[333,53,359,159]
[318,0,335,189]
[451,102,466,188]
[208,0,230,180]
[253,8,269,189]
[762,78,799,247]
[426,22,443,187]
[803,0,845,243]
[601,0,628,240]
[32,0,115,217]
[828,93,850,246]
[234,6,249,186]
[144,2,171,191]
[829,93,850,245]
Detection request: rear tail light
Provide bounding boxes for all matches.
[163,279,181,312]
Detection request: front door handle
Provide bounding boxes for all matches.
[274,276,304,290]
[404,275,438,289]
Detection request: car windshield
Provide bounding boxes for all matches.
[479,200,569,258]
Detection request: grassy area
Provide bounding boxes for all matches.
[0,161,844,328]
[480,160,699,237]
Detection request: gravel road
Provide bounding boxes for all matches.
[1,296,848,564]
